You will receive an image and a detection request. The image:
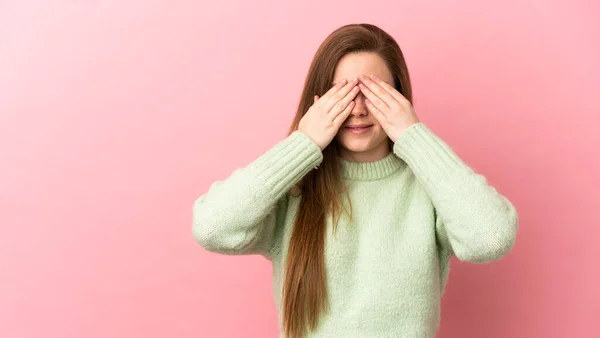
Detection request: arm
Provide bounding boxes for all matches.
[393,123,518,264]
[192,131,323,260]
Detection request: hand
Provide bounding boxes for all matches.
[357,74,419,143]
[298,78,360,150]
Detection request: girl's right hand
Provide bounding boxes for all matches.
[298,78,360,151]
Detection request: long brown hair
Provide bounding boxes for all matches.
[282,23,414,337]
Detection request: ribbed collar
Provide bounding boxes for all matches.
[339,152,406,181]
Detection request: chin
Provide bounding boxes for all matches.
[336,130,389,155]
[338,136,375,152]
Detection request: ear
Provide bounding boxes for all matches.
[314,95,319,103]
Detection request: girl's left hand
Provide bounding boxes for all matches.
[358,74,420,143]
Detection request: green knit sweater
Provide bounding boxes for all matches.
[192,122,518,337]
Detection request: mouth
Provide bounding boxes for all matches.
[345,124,373,134]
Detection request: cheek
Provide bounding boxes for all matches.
[372,124,389,139]
[371,121,384,131]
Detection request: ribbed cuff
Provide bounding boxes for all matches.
[246,130,323,199]
[393,123,473,186]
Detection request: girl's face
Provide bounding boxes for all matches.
[331,52,395,163]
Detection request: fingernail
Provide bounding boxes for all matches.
[351,77,358,83]
[370,74,377,79]
[360,74,368,80]
[339,79,347,84]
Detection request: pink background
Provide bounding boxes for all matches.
[1,1,598,337]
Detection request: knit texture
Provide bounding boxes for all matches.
[192,122,518,337]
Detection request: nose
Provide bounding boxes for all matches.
[351,92,368,116]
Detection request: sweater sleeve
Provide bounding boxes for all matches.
[192,130,323,260]
[392,122,518,264]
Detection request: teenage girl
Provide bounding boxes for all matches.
[192,23,518,338]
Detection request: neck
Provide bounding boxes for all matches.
[338,147,406,181]
[338,140,391,163]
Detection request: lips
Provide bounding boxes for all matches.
[346,124,373,129]
[345,124,373,134]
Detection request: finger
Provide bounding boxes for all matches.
[329,83,359,117]
[364,98,386,124]
[323,78,359,112]
[317,79,348,106]
[333,100,355,128]
[358,81,389,118]
[359,74,397,108]
[366,74,409,104]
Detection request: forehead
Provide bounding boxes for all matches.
[332,52,394,85]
